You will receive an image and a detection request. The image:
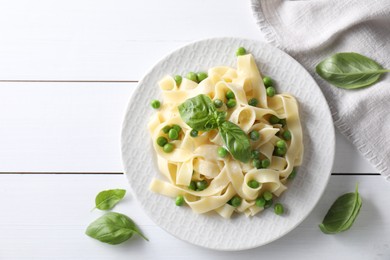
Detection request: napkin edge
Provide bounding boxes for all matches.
[249,0,281,48]
[250,0,390,181]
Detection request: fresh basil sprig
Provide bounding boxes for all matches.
[95,189,126,210]
[178,94,251,163]
[178,94,220,131]
[319,184,362,234]
[86,212,149,244]
[219,121,251,163]
[316,52,390,89]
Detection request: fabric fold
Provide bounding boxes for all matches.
[251,0,390,180]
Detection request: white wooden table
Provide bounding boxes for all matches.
[1,1,389,259]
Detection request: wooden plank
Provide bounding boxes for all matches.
[0,82,376,173]
[333,130,377,173]
[0,174,388,259]
[0,82,133,172]
[0,0,263,80]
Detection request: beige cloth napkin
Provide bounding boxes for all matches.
[251,0,390,180]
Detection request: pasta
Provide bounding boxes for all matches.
[148,51,303,218]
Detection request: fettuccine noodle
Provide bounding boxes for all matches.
[148,53,303,218]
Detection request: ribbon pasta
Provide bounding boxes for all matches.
[149,54,303,218]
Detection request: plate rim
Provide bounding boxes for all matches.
[121,36,335,251]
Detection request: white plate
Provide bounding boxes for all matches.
[121,37,335,251]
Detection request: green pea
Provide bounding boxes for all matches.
[280,119,287,127]
[247,180,260,189]
[188,181,196,190]
[248,98,258,107]
[274,203,284,215]
[175,195,185,206]
[230,196,242,207]
[197,72,208,82]
[172,124,181,133]
[263,76,273,87]
[213,99,223,108]
[218,147,228,158]
[283,130,292,141]
[196,180,208,191]
[186,72,199,83]
[190,129,198,137]
[252,158,261,169]
[261,158,270,168]
[251,150,260,159]
[163,143,174,153]
[266,87,276,97]
[276,140,287,149]
[275,146,287,156]
[151,99,161,109]
[156,136,168,147]
[162,125,171,134]
[249,130,260,141]
[226,99,236,108]
[263,191,273,201]
[236,47,246,56]
[168,128,179,140]
[269,115,280,124]
[174,75,182,86]
[226,90,235,99]
[256,197,266,208]
[288,168,297,179]
[264,199,273,209]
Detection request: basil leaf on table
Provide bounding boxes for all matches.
[219,121,251,163]
[316,52,390,89]
[95,189,126,210]
[86,212,148,244]
[319,184,362,234]
[178,94,219,131]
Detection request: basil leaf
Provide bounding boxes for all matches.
[340,191,362,232]
[316,52,390,89]
[85,212,148,245]
[215,111,227,125]
[319,184,362,234]
[219,121,251,163]
[95,189,126,210]
[178,94,219,131]
[178,94,250,163]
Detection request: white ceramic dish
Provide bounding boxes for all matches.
[121,37,335,251]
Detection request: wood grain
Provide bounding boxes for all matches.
[0,0,262,80]
[0,174,388,259]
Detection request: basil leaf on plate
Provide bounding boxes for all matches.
[178,94,219,131]
[319,184,362,234]
[215,110,227,126]
[316,52,390,89]
[178,93,250,163]
[95,189,126,210]
[218,121,251,163]
[86,212,148,245]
